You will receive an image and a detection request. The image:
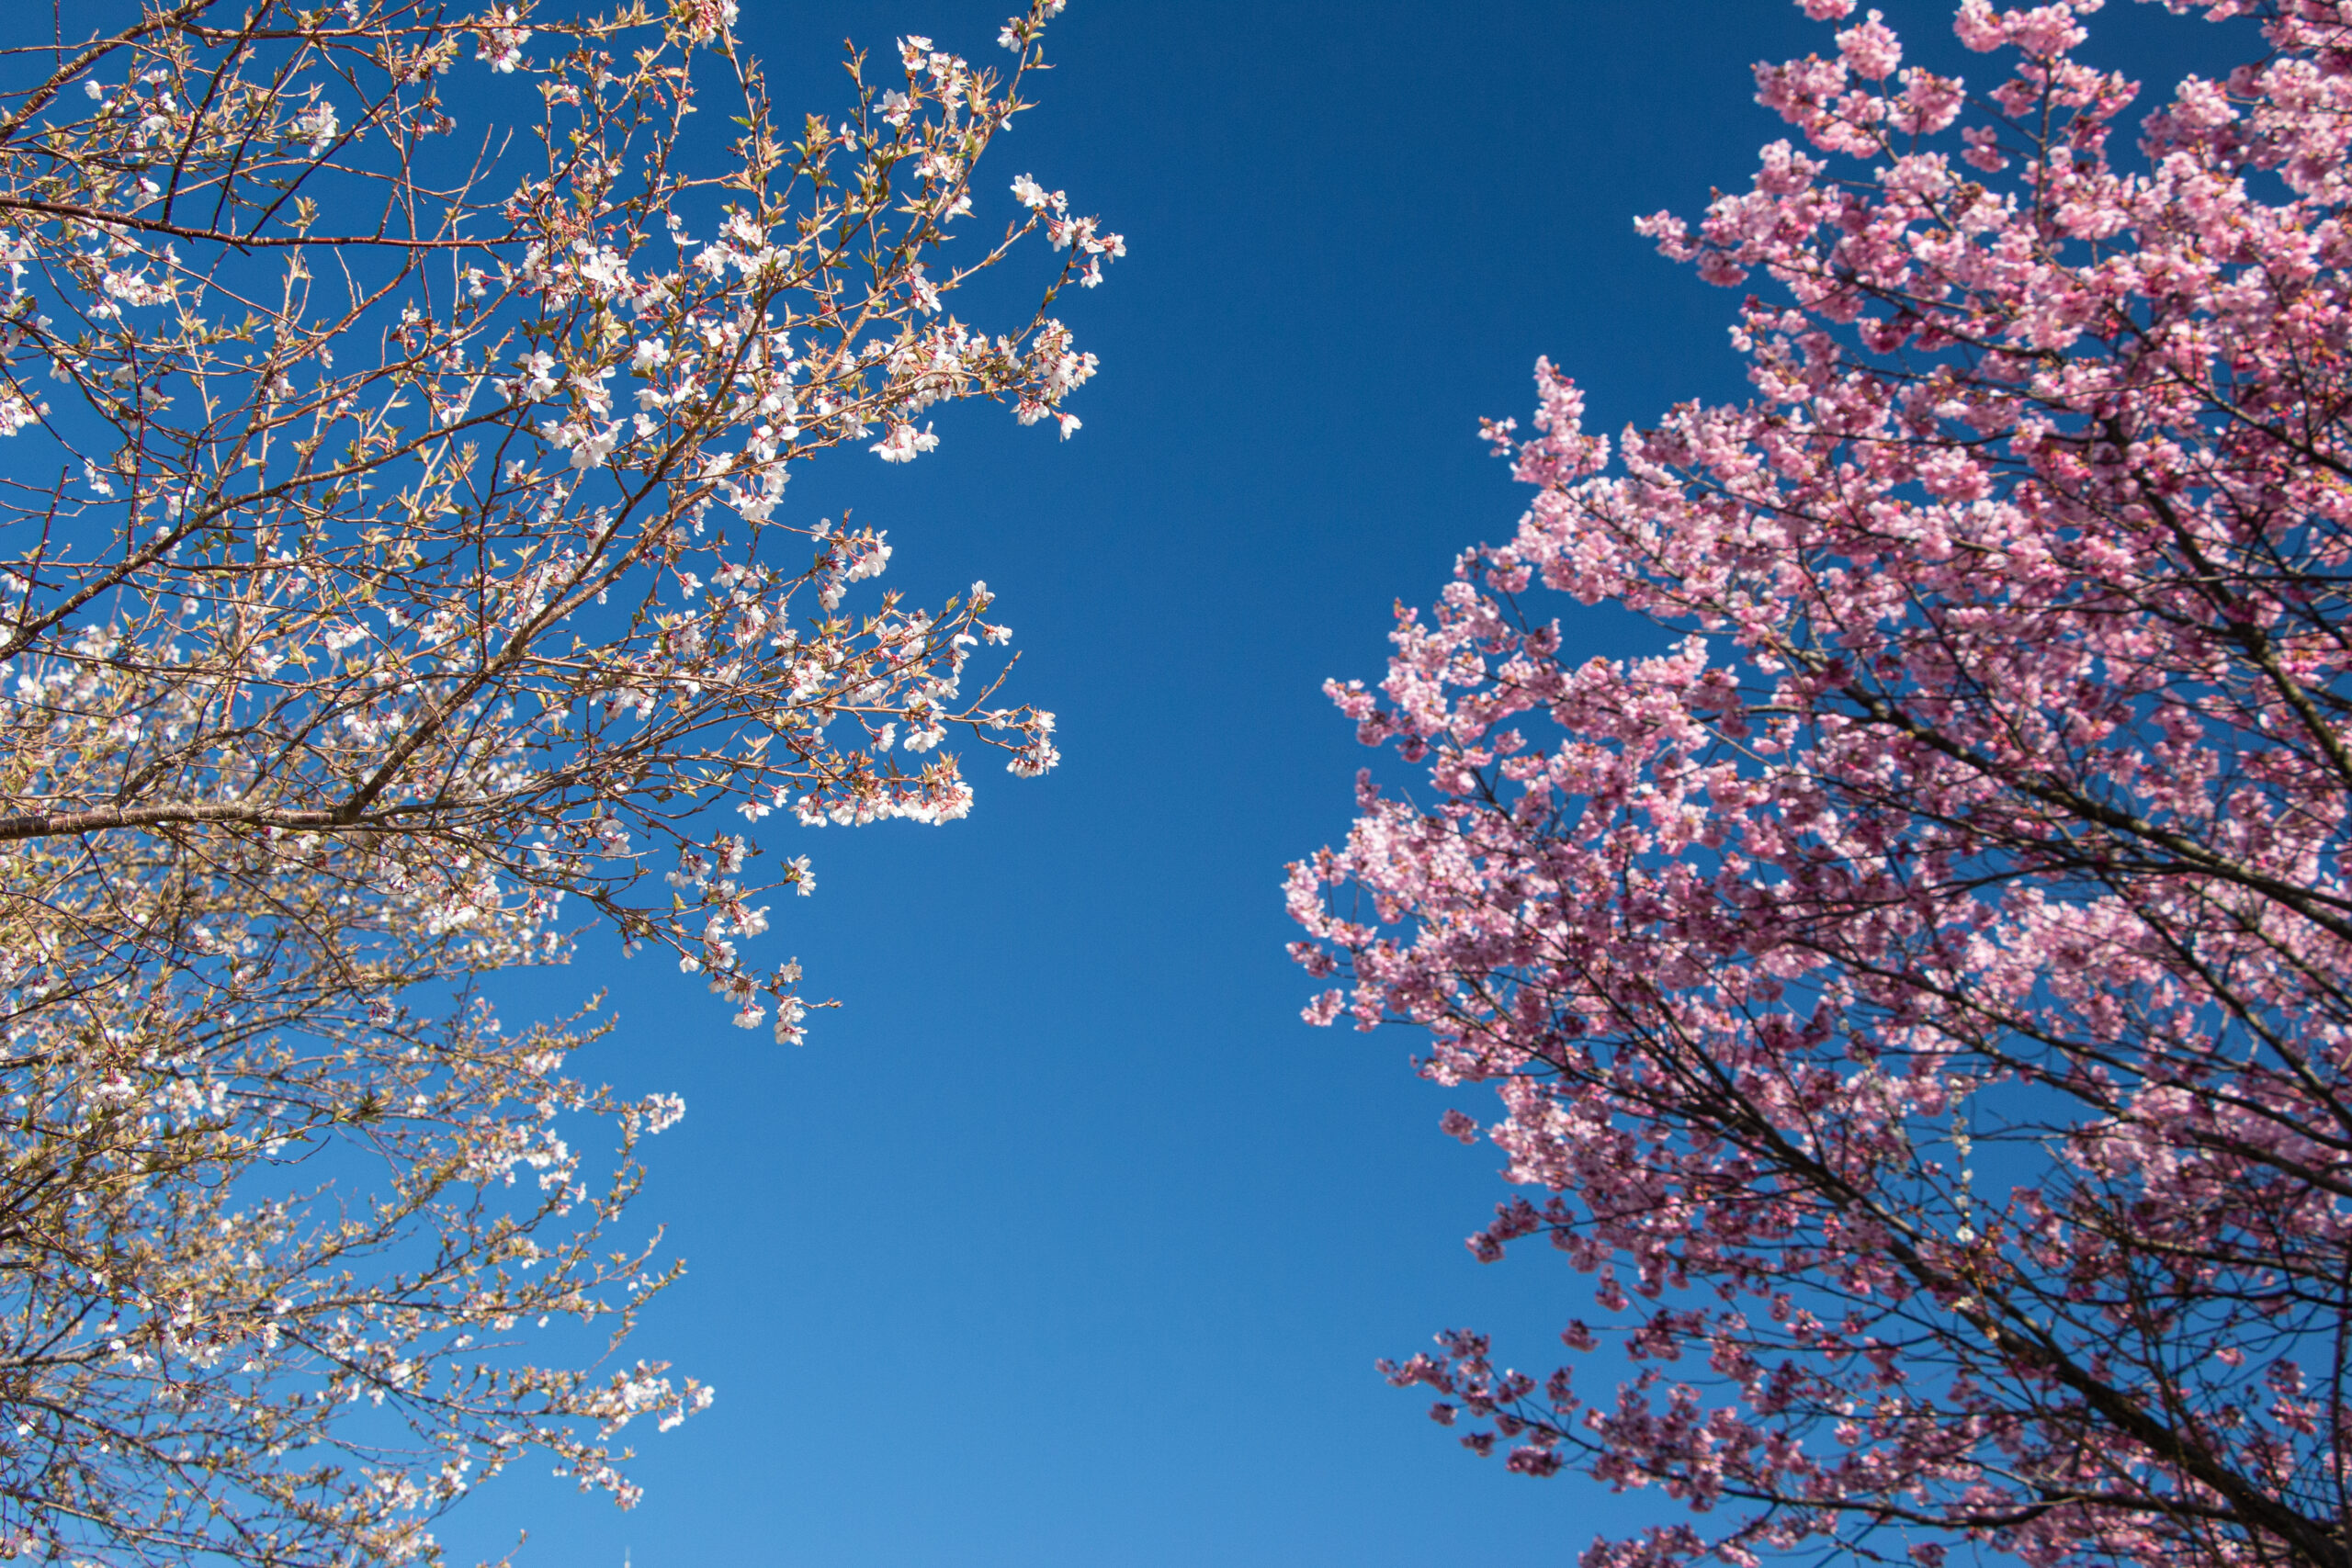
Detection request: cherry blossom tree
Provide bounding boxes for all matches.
[1289,3,2352,1565]
[0,0,1118,1562]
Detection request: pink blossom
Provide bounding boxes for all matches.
[1293,4,2352,1565]
[1837,10,1903,79]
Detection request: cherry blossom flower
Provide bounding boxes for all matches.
[1295,4,2352,1565]
[0,0,1116,1562]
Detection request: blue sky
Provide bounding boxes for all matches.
[431,3,2248,1563]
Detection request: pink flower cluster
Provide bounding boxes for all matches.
[1293,3,2352,1564]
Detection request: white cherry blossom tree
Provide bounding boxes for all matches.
[0,0,1119,1561]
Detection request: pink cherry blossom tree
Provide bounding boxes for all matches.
[0,0,1117,1562]
[1290,3,2352,1565]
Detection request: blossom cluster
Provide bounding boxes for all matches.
[0,0,1114,1561]
[1294,3,2352,1565]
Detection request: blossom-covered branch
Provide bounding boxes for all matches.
[0,0,1120,1561]
[1294,3,2352,1565]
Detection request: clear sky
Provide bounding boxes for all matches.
[427,3,2245,1564]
